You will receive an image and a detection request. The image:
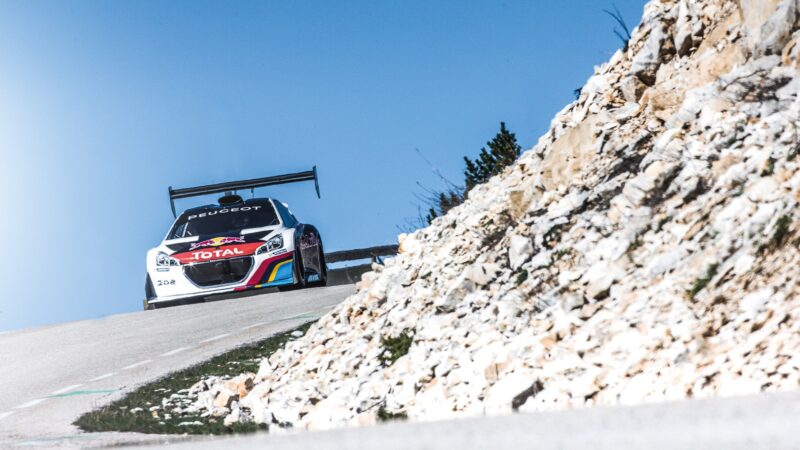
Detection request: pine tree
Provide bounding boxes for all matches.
[488,122,521,172]
[426,190,463,224]
[426,207,437,225]
[463,122,521,194]
[428,122,522,225]
[464,157,481,191]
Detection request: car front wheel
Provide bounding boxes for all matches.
[312,244,327,287]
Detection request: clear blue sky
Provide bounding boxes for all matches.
[0,0,646,331]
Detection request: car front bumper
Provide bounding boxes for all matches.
[147,251,295,305]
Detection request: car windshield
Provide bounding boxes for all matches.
[168,201,280,239]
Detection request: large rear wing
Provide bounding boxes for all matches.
[168,167,320,217]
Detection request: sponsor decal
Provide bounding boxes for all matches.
[172,242,263,264]
[187,206,261,221]
[190,247,244,262]
[190,236,245,251]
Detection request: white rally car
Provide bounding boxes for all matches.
[144,169,327,310]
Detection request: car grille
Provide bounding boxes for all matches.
[184,257,253,287]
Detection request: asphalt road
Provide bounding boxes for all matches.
[0,285,353,448]
[157,391,800,450]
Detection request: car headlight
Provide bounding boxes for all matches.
[156,252,181,267]
[256,235,284,255]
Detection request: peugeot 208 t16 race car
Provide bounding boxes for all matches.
[144,170,327,309]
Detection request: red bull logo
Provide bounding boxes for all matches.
[190,236,245,251]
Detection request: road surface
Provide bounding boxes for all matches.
[157,391,800,450]
[0,285,353,448]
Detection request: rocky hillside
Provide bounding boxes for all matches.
[188,0,800,431]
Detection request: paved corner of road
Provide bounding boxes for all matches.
[0,285,354,447]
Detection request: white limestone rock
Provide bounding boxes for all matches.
[183,0,800,434]
[508,235,533,270]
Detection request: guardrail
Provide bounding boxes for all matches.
[324,244,399,286]
[325,245,399,264]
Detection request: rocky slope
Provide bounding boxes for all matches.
[186,0,800,431]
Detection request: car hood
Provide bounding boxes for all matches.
[160,228,283,264]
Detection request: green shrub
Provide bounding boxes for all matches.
[379,330,415,366]
[687,263,719,300]
[655,215,672,232]
[761,157,776,176]
[377,406,408,422]
[515,269,529,285]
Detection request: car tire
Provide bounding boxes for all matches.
[144,275,157,310]
[311,244,328,287]
[293,247,309,289]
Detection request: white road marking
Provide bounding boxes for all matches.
[122,359,153,370]
[160,347,191,357]
[282,310,315,320]
[199,333,231,343]
[241,322,267,330]
[89,372,115,382]
[0,411,13,420]
[15,398,46,409]
[51,384,83,395]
